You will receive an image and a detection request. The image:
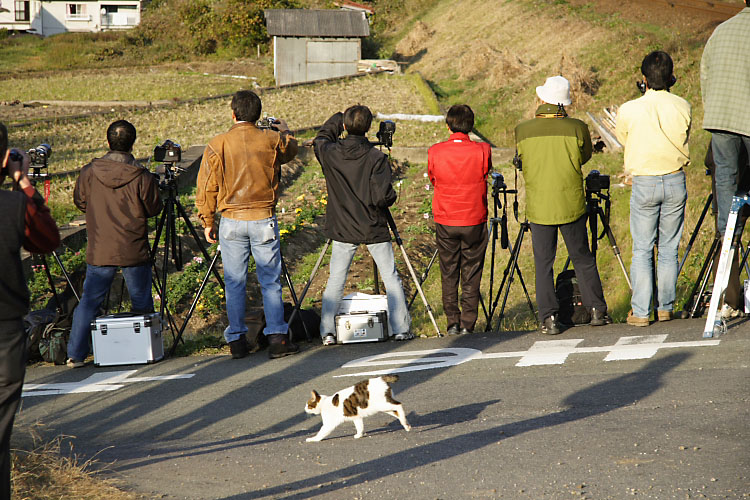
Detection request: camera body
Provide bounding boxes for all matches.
[28,144,51,167]
[491,171,506,190]
[376,120,396,148]
[586,170,610,193]
[512,152,522,171]
[257,116,278,130]
[154,140,182,163]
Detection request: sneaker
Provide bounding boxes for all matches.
[446,324,460,336]
[66,358,85,368]
[228,334,249,359]
[720,304,742,320]
[590,307,611,326]
[394,332,414,341]
[539,315,561,335]
[657,310,673,322]
[322,333,336,346]
[626,311,650,327]
[267,334,300,359]
[459,327,473,335]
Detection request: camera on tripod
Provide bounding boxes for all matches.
[585,170,610,194]
[491,171,506,191]
[154,140,182,163]
[27,143,52,180]
[257,116,279,130]
[375,120,396,148]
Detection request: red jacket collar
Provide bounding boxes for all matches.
[448,132,471,142]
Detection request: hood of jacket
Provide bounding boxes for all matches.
[91,151,146,189]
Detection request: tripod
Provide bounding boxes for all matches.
[286,208,442,337]
[483,172,535,331]
[585,186,632,289]
[150,162,224,345]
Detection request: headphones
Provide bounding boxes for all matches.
[637,74,677,94]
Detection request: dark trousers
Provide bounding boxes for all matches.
[436,222,489,330]
[0,319,26,500]
[530,215,607,322]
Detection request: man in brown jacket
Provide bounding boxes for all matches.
[196,90,299,359]
[66,120,162,367]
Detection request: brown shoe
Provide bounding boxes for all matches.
[626,311,650,327]
[657,310,673,322]
[267,334,300,359]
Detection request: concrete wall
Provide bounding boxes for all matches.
[0,0,139,35]
[274,36,361,86]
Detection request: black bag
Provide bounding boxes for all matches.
[555,269,591,326]
[284,302,320,342]
[24,308,57,362]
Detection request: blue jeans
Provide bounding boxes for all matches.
[629,171,687,318]
[219,216,287,342]
[320,240,411,337]
[711,131,750,235]
[67,263,154,362]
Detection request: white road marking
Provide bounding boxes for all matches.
[335,335,721,377]
[22,370,195,397]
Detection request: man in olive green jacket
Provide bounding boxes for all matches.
[515,76,608,334]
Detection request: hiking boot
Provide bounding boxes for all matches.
[657,310,673,322]
[540,315,561,335]
[66,358,85,369]
[322,333,336,346]
[394,332,414,341]
[228,334,249,359]
[590,307,611,326]
[626,311,650,327]
[446,324,460,336]
[267,334,300,359]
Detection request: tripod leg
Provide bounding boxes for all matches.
[683,237,719,317]
[175,199,225,288]
[486,223,523,330]
[281,254,312,342]
[407,248,438,311]
[38,254,63,314]
[703,194,749,337]
[286,239,332,335]
[599,206,632,290]
[385,211,441,336]
[51,250,80,302]
[169,249,222,357]
[493,224,528,333]
[678,194,712,276]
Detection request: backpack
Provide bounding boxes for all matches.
[284,302,320,342]
[555,269,591,325]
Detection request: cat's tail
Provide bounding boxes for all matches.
[381,374,399,384]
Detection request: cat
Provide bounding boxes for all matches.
[304,374,411,442]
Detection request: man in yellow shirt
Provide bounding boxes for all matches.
[616,51,692,326]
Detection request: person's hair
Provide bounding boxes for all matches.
[343,105,372,136]
[0,122,7,159]
[232,90,262,123]
[106,120,137,152]
[446,104,474,134]
[641,51,674,91]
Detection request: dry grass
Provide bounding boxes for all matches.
[11,424,142,500]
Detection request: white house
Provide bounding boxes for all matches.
[0,0,140,36]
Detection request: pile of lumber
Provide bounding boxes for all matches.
[586,106,622,152]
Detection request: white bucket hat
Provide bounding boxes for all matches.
[536,76,572,106]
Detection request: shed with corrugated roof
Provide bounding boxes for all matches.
[264,9,370,86]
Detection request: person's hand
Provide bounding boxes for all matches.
[6,149,31,189]
[274,119,290,133]
[204,225,218,244]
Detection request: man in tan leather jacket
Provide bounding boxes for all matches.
[196,90,298,359]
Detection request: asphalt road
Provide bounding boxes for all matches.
[19,317,749,499]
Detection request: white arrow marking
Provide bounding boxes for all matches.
[22,370,195,397]
[336,336,721,377]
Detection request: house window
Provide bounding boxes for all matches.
[66,3,88,20]
[14,0,30,22]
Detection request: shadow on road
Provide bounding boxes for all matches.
[214,352,691,499]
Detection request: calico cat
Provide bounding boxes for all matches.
[304,375,411,442]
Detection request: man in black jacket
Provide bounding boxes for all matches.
[314,106,411,344]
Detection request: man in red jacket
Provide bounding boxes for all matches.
[428,105,492,334]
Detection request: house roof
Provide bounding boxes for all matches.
[264,9,370,38]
